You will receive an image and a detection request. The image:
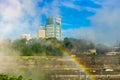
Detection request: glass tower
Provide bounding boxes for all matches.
[45,17,61,40]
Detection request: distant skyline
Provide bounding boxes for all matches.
[0,0,120,45]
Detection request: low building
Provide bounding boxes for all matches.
[84,49,96,54]
[106,52,120,56]
[37,26,45,38]
[20,34,31,40]
[88,49,96,54]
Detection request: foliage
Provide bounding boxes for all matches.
[9,37,112,56]
[63,38,95,54]
[0,74,31,80]
[11,38,63,56]
[95,44,110,55]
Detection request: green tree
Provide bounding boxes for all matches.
[63,37,73,49]
[95,44,110,55]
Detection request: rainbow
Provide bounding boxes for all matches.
[47,40,96,80]
[58,47,96,80]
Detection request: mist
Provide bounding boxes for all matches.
[1,0,119,45]
[0,40,47,80]
[89,0,120,45]
[63,0,120,46]
[0,0,42,39]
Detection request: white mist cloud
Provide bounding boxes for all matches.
[63,0,120,45]
[1,0,119,45]
[0,0,35,39]
[89,0,120,45]
[0,0,69,39]
[60,0,81,11]
[62,28,95,41]
[40,0,61,17]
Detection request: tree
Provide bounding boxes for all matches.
[11,38,63,56]
[95,44,110,55]
[0,74,31,80]
[63,37,73,49]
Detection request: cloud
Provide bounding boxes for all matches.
[0,0,36,39]
[89,0,120,45]
[62,27,95,41]
[1,0,119,46]
[63,0,120,45]
[0,0,60,39]
[41,0,60,17]
[60,0,81,11]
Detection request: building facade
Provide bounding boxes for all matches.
[37,26,45,38]
[20,34,31,40]
[45,17,61,40]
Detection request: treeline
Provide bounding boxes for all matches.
[11,38,63,56]
[7,37,113,56]
[63,38,111,56]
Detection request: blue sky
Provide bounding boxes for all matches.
[38,0,101,29]
[0,0,120,45]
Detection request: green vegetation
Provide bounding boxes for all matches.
[63,38,95,54]
[0,74,31,80]
[7,37,114,56]
[10,37,96,56]
[0,38,120,80]
[11,38,63,56]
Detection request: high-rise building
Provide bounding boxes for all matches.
[37,26,45,38]
[45,17,61,40]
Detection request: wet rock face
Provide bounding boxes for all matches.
[0,56,120,80]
